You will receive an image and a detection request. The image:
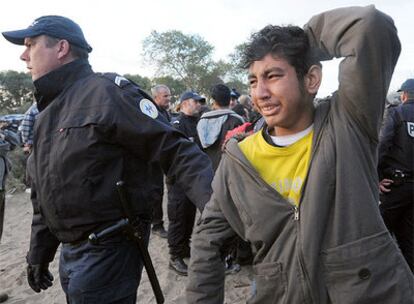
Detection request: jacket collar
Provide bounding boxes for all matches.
[34,59,93,112]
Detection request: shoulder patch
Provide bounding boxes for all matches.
[139,99,158,119]
[114,76,130,87]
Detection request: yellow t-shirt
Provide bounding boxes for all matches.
[238,130,313,206]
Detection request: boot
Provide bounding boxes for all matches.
[169,256,188,276]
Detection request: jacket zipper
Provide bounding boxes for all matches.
[294,205,299,221]
[225,119,328,303]
[294,117,328,304]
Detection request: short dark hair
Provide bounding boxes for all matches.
[241,25,320,80]
[44,36,89,59]
[211,84,231,107]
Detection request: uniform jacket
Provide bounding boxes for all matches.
[378,100,414,178]
[27,60,213,264]
[172,112,201,146]
[187,6,413,304]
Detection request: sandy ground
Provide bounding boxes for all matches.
[0,191,252,303]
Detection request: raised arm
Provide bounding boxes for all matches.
[305,5,401,141]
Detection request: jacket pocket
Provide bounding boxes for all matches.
[322,231,413,304]
[248,262,287,304]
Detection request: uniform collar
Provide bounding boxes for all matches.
[34,59,93,112]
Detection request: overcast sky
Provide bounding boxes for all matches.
[0,0,412,98]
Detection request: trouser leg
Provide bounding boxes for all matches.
[390,203,413,272]
[380,183,414,272]
[59,225,150,304]
[167,183,196,258]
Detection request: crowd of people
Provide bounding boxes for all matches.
[0,4,413,304]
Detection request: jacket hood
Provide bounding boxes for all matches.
[197,109,244,148]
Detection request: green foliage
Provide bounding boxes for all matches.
[226,43,249,91]
[0,71,34,114]
[143,30,219,92]
[151,76,186,102]
[123,73,152,93]
[142,30,249,97]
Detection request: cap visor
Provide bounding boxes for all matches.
[2,28,41,45]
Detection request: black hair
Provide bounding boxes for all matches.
[241,25,320,80]
[211,84,231,107]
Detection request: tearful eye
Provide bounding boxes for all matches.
[269,74,283,79]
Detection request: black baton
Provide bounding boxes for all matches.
[116,181,165,304]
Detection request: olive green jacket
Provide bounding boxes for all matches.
[187,5,413,304]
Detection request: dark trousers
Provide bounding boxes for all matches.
[167,183,196,258]
[380,182,413,272]
[59,226,150,304]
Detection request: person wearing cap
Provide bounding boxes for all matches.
[229,88,240,109]
[187,6,413,304]
[378,78,414,272]
[2,16,214,302]
[166,91,204,276]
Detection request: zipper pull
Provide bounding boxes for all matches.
[294,206,300,221]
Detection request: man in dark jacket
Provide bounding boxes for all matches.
[148,84,173,239]
[2,16,213,303]
[378,78,414,272]
[167,91,203,276]
[197,84,244,172]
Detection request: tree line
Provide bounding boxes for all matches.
[0,30,247,114]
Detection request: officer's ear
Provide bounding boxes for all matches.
[400,91,408,103]
[56,39,71,60]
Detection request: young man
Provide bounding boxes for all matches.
[187,6,413,304]
[378,78,414,272]
[2,16,213,303]
[197,84,244,172]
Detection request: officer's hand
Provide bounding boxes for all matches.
[27,263,54,292]
[379,178,393,194]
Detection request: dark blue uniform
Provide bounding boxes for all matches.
[28,59,213,302]
[378,99,414,271]
[168,113,202,264]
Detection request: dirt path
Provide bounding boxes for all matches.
[0,191,252,303]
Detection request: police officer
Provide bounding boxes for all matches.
[2,16,213,302]
[378,78,414,272]
[168,91,204,276]
[148,84,173,239]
